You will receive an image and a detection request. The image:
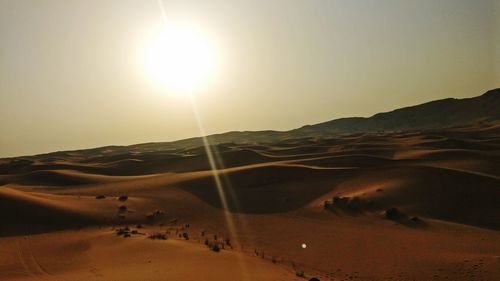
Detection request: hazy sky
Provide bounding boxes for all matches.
[1,0,499,157]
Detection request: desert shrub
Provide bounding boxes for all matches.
[295,271,305,277]
[205,239,222,252]
[148,233,167,240]
[309,278,320,281]
[329,196,370,212]
[115,227,130,237]
[410,216,420,222]
[118,195,128,202]
[95,195,106,199]
[346,196,363,209]
[409,216,426,226]
[146,210,164,223]
[333,196,349,206]
[182,232,189,240]
[211,244,220,252]
[323,200,331,209]
[384,207,406,220]
[118,205,127,213]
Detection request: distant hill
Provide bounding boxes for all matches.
[3,88,500,159]
[196,88,500,143]
[293,88,500,134]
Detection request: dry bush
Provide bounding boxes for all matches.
[148,233,167,240]
[118,205,127,213]
[205,239,221,252]
[115,227,130,237]
[384,207,406,220]
[210,243,220,252]
[333,196,349,206]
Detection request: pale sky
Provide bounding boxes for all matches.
[1,0,499,157]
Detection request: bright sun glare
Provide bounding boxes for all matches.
[145,24,217,94]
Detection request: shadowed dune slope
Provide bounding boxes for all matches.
[0,188,102,236]
[178,164,357,213]
[331,166,500,229]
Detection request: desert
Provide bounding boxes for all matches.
[1,91,499,280]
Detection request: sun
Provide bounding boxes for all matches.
[144,23,217,94]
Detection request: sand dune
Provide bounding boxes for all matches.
[1,122,499,280]
[179,164,357,213]
[0,188,100,236]
[0,169,140,186]
[0,228,300,281]
[329,165,500,229]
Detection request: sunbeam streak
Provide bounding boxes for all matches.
[154,1,251,278]
[188,95,251,280]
